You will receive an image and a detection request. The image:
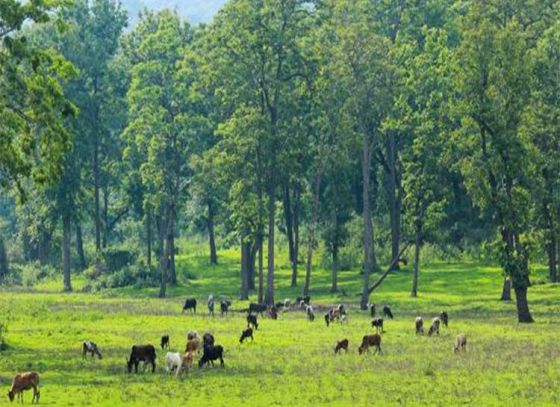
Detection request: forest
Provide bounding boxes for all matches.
[1,0,559,326]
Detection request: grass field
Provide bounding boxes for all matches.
[1,245,559,406]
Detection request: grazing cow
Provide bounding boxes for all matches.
[358,334,382,355]
[269,306,278,320]
[187,331,198,341]
[334,339,349,354]
[284,298,291,308]
[440,311,449,327]
[239,326,254,343]
[182,351,195,372]
[368,303,376,318]
[182,298,197,313]
[371,317,384,333]
[220,300,231,317]
[325,305,345,326]
[249,303,267,316]
[208,295,215,316]
[247,314,259,330]
[127,345,156,373]
[383,305,394,320]
[415,317,424,335]
[165,352,183,376]
[275,302,284,310]
[296,296,311,305]
[428,317,441,336]
[203,332,215,348]
[185,337,200,354]
[82,341,102,359]
[454,333,467,353]
[7,372,40,404]
[199,345,225,368]
[306,305,315,322]
[161,335,170,350]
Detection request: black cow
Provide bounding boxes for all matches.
[247,314,259,330]
[440,311,449,327]
[127,345,156,373]
[296,296,311,305]
[371,317,384,333]
[249,303,267,316]
[368,303,376,318]
[203,332,215,347]
[269,306,278,320]
[383,305,394,320]
[82,341,102,359]
[182,298,197,313]
[239,327,254,343]
[220,300,231,317]
[208,296,215,316]
[160,335,170,350]
[199,345,225,368]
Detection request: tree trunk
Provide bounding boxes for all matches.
[62,215,72,292]
[76,224,86,269]
[410,233,421,298]
[514,285,534,323]
[102,186,108,249]
[38,230,49,266]
[257,233,264,304]
[387,134,401,271]
[146,207,152,268]
[265,182,275,306]
[361,134,375,309]
[330,243,338,293]
[208,200,218,265]
[248,242,256,290]
[283,184,295,283]
[304,173,322,297]
[167,205,176,285]
[240,242,249,300]
[291,187,300,287]
[500,277,512,301]
[547,239,557,283]
[158,206,167,298]
[0,235,8,283]
[93,135,101,253]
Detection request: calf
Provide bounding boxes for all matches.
[182,298,197,313]
[454,333,467,353]
[203,332,215,347]
[247,314,259,330]
[306,305,315,322]
[415,317,424,335]
[368,303,376,318]
[239,326,254,343]
[334,339,349,354]
[165,352,183,376]
[182,351,195,372]
[7,372,40,404]
[383,305,394,320]
[185,337,200,353]
[198,345,225,368]
[220,300,231,317]
[187,331,198,341]
[428,317,441,336]
[208,295,215,316]
[82,341,102,359]
[127,344,156,373]
[440,311,449,327]
[269,306,278,320]
[371,317,384,333]
[249,303,267,316]
[161,335,170,350]
[358,334,382,355]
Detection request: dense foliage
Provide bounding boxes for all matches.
[1,0,559,323]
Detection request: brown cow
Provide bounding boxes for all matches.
[7,372,40,404]
[334,339,349,354]
[358,334,382,355]
[454,334,467,353]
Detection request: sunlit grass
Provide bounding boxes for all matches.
[0,245,558,405]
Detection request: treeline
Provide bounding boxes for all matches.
[0,0,559,323]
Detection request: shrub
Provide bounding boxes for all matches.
[102,249,135,272]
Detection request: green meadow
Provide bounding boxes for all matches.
[1,246,559,406]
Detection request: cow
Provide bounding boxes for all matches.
[220,300,231,317]
[415,317,424,335]
[358,334,382,355]
[82,341,102,359]
[383,305,394,320]
[127,345,156,373]
[334,339,349,354]
[7,372,40,404]
[440,311,449,327]
[182,298,197,313]
[249,303,267,316]
[247,314,259,330]
[199,345,225,368]
[371,318,384,333]
[208,295,215,316]
[161,335,170,350]
[239,326,254,343]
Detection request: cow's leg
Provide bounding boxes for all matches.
[151,360,156,373]
[220,356,224,367]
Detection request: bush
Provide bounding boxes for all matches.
[0,321,7,350]
[102,249,136,272]
[84,260,159,291]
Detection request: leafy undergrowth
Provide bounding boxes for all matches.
[0,249,559,405]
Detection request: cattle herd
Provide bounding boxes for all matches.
[6,295,467,404]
